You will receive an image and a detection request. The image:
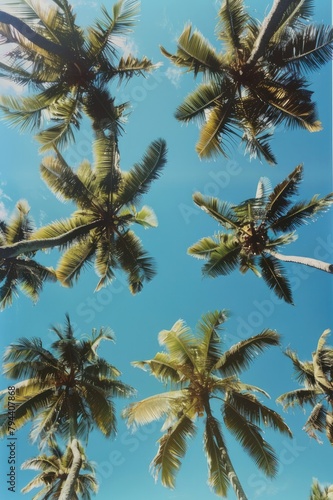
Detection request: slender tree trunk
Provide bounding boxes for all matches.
[0,11,67,57]
[267,250,333,273]
[246,0,293,67]
[205,403,248,500]
[0,220,101,259]
[59,438,82,500]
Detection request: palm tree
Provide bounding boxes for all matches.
[277,329,333,446]
[160,0,333,162]
[0,315,134,499]
[0,0,157,150]
[188,164,333,304]
[123,310,291,499]
[0,200,56,309]
[21,440,98,500]
[310,478,333,500]
[0,136,167,293]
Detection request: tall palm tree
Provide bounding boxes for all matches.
[0,315,134,499]
[123,310,291,500]
[0,0,157,150]
[310,478,333,500]
[21,440,98,500]
[0,136,167,293]
[160,0,333,162]
[188,164,333,304]
[0,200,56,309]
[277,329,333,446]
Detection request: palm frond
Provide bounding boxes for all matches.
[196,310,228,371]
[303,402,328,441]
[192,192,239,229]
[201,235,241,277]
[276,388,319,410]
[151,414,196,489]
[123,391,186,428]
[215,329,280,375]
[188,235,224,260]
[223,400,278,477]
[94,237,116,292]
[160,24,223,76]
[259,254,293,304]
[116,139,167,207]
[158,319,197,368]
[271,193,333,232]
[217,0,250,51]
[204,415,228,497]
[132,353,180,383]
[114,230,156,293]
[175,81,224,123]
[56,238,96,287]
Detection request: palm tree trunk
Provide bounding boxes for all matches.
[267,250,333,273]
[59,438,82,500]
[0,220,101,259]
[0,11,67,57]
[205,403,248,500]
[246,0,292,67]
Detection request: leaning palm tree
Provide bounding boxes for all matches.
[0,0,157,150]
[310,478,333,500]
[0,315,134,500]
[0,199,56,309]
[188,164,333,304]
[0,136,167,293]
[277,329,333,446]
[21,440,98,500]
[123,310,291,499]
[161,0,333,162]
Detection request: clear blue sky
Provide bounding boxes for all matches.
[0,1,332,499]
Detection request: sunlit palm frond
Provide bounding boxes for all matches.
[123,391,186,428]
[217,0,250,52]
[132,352,180,383]
[158,319,197,368]
[94,236,117,292]
[201,236,242,278]
[192,192,239,229]
[204,415,228,497]
[303,402,328,441]
[196,310,228,371]
[160,24,222,76]
[276,388,319,410]
[56,238,96,287]
[215,329,280,375]
[188,235,225,260]
[151,414,196,489]
[175,81,224,123]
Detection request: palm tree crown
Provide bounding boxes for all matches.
[0,0,157,150]
[189,164,333,304]
[0,315,134,445]
[277,329,333,446]
[124,310,291,499]
[161,0,333,162]
[21,440,98,500]
[0,200,56,310]
[27,135,167,293]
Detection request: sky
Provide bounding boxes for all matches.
[0,0,332,499]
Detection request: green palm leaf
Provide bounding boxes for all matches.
[192,193,239,229]
[196,310,228,371]
[188,235,224,260]
[123,391,186,428]
[204,416,228,497]
[303,402,328,441]
[201,236,242,277]
[116,139,167,207]
[223,400,278,477]
[259,253,293,304]
[217,0,249,51]
[151,414,196,489]
[271,193,333,232]
[94,237,117,292]
[215,329,280,375]
[158,319,197,368]
[132,353,180,383]
[56,238,96,287]
[175,81,224,123]
[160,24,222,76]
[114,230,155,293]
